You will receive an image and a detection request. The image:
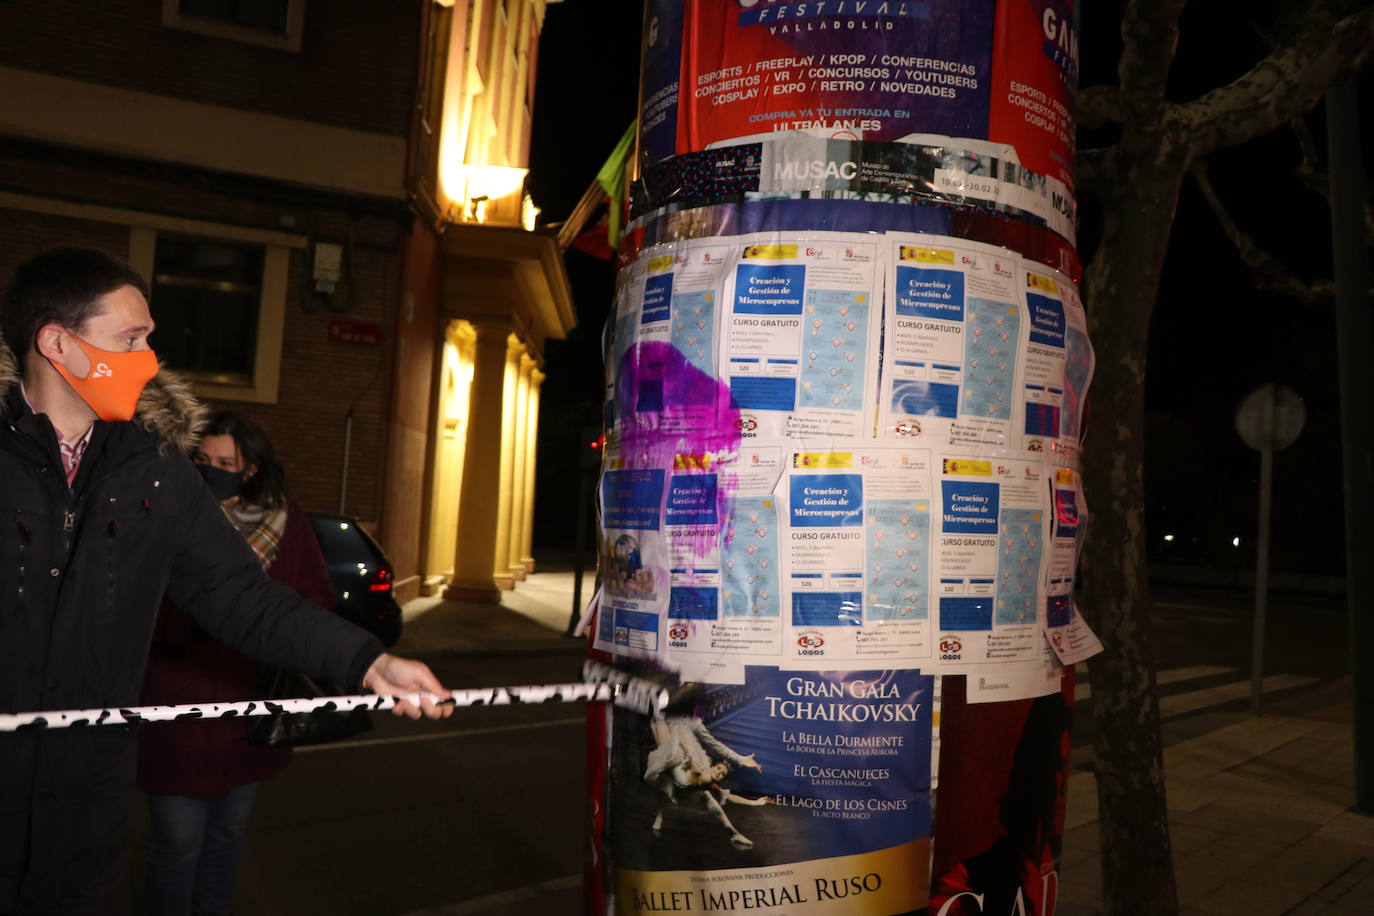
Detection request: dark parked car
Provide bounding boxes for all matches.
[308,513,402,647]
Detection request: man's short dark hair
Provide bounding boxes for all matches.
[1,247,150,363]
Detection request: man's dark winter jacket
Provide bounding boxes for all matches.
[0,348,386,916]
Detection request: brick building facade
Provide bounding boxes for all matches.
[0,0,573,603]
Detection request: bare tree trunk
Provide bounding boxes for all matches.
[1072,4,1372,912]
[1079,158,1187,915]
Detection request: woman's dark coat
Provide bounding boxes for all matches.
[136,503,336,798]
[0,349,384,916]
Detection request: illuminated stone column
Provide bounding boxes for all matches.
[488,334,524,590]
[519,367,544,573]
[507,353,534,581]
[444,319,516,602]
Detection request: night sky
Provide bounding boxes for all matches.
[527,1,1370,577]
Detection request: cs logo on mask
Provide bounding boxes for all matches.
[93,363,113,378]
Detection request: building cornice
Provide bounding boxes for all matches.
[440,222,577,344]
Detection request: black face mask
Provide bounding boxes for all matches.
[198,464,245,501]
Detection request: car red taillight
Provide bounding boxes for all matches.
[370,567,393,592]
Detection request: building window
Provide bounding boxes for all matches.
[162,0,306,52]
[413,0,454,219]
[178,0,289,32]
[151,238,263,383]
[131,227,290,404]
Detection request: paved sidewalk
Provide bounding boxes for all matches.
[391,565,592,658]
[1059,680,1374,915]
[392,570,1374,913]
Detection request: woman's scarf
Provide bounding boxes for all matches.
[220,500,289,570]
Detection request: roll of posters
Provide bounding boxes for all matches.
[595,228,1097,684]
[591,3,1091,913]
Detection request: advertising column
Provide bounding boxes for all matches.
[590,2,1093,914]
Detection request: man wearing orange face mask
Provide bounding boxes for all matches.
[0,248,454,916]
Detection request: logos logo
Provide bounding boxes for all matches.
[796,632,825,650]
[743,244,796,260]
[899,246,954,265]
[668,624,689,640]
[736,417,758,432]
[938,635,963,655]
[793,452,852,469]
[942,458,992,476]
[93,363,113,378]
[894,420,922,438]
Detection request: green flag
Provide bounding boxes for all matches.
[595,123,636,247]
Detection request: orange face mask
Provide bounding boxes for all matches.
[48,331,160,422]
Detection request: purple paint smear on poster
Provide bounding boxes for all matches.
[616,341,742,560]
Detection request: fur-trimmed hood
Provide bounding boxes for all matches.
[0,337,206,454]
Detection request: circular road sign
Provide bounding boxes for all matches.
[1235,383,1305,451]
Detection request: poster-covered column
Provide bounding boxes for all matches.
[590,2,1092,914]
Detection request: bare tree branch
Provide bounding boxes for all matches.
[1291,117,1329,200]
[1180,4,1374,158]
[1116,0,1189,135]
[1189,160,1338,303]
[1078,85,1122,128]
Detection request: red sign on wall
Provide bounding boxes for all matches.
[328,319,382,347]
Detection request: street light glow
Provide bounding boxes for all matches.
[1232,537,1241,547]
[1163,534,1175,542]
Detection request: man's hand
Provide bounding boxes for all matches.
[739,753,763,772]
[362,653,453,719]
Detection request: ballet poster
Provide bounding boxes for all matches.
[607,666,935,913]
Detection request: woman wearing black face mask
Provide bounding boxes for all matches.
[136,411,334,916]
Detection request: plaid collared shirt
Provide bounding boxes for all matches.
[57,432,92,486]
